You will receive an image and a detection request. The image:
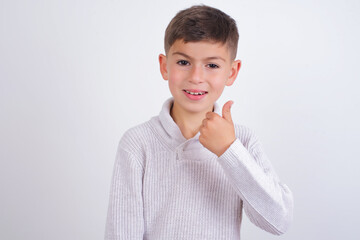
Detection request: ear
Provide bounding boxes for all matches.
[225,59,241,86]
[159,54,169,80]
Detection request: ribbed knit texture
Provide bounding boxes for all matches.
[105,97,294,240]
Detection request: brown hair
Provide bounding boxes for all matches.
[164,4,239,60]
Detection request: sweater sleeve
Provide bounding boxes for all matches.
[105,143,145,240]
[217,131,294,235]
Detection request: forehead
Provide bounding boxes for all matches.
[168,39,231,62]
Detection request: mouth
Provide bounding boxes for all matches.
[183,89,208,96]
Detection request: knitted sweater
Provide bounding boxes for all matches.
[105,97,293,240]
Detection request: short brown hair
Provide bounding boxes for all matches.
[164,5,239,60]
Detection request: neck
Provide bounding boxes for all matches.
[170,101,214,139]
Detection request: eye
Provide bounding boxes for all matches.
[177,60,190,66]
[207,63,219,69]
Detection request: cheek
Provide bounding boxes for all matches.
[208,73,227,87]
[167,70,182,93]
[208,77,228,95]
[168,69,184,85]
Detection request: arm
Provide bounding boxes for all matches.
[105,143,145,240]
[217,133,294,235]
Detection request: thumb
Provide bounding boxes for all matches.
[222,100,234,122]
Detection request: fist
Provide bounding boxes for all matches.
[199,100,236,157]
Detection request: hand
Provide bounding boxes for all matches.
[199,100,236,157]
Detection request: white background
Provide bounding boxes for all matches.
[1,0,359,239]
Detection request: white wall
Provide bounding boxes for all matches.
[1,0,359,239]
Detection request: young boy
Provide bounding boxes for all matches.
[105,4,293,240]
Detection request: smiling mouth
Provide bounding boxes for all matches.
[183,89,208,95]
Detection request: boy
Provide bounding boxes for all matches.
[105,4,293,240]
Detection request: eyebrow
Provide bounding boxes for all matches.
[172,52,226,62]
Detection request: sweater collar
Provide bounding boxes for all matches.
[158,97,222,149]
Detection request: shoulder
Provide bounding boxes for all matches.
[117,119,155,163]
[233,122,277,176]
[233,122,262,151]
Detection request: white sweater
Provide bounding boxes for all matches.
[105,97,294,240]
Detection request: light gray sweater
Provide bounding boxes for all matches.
[105,97,293,240]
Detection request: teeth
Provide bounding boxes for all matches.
[185,90,206,95]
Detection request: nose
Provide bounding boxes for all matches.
[189,64,204,84]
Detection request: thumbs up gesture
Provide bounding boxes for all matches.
[199,100,236,157]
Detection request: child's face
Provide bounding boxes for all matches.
[159,39,241,114]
